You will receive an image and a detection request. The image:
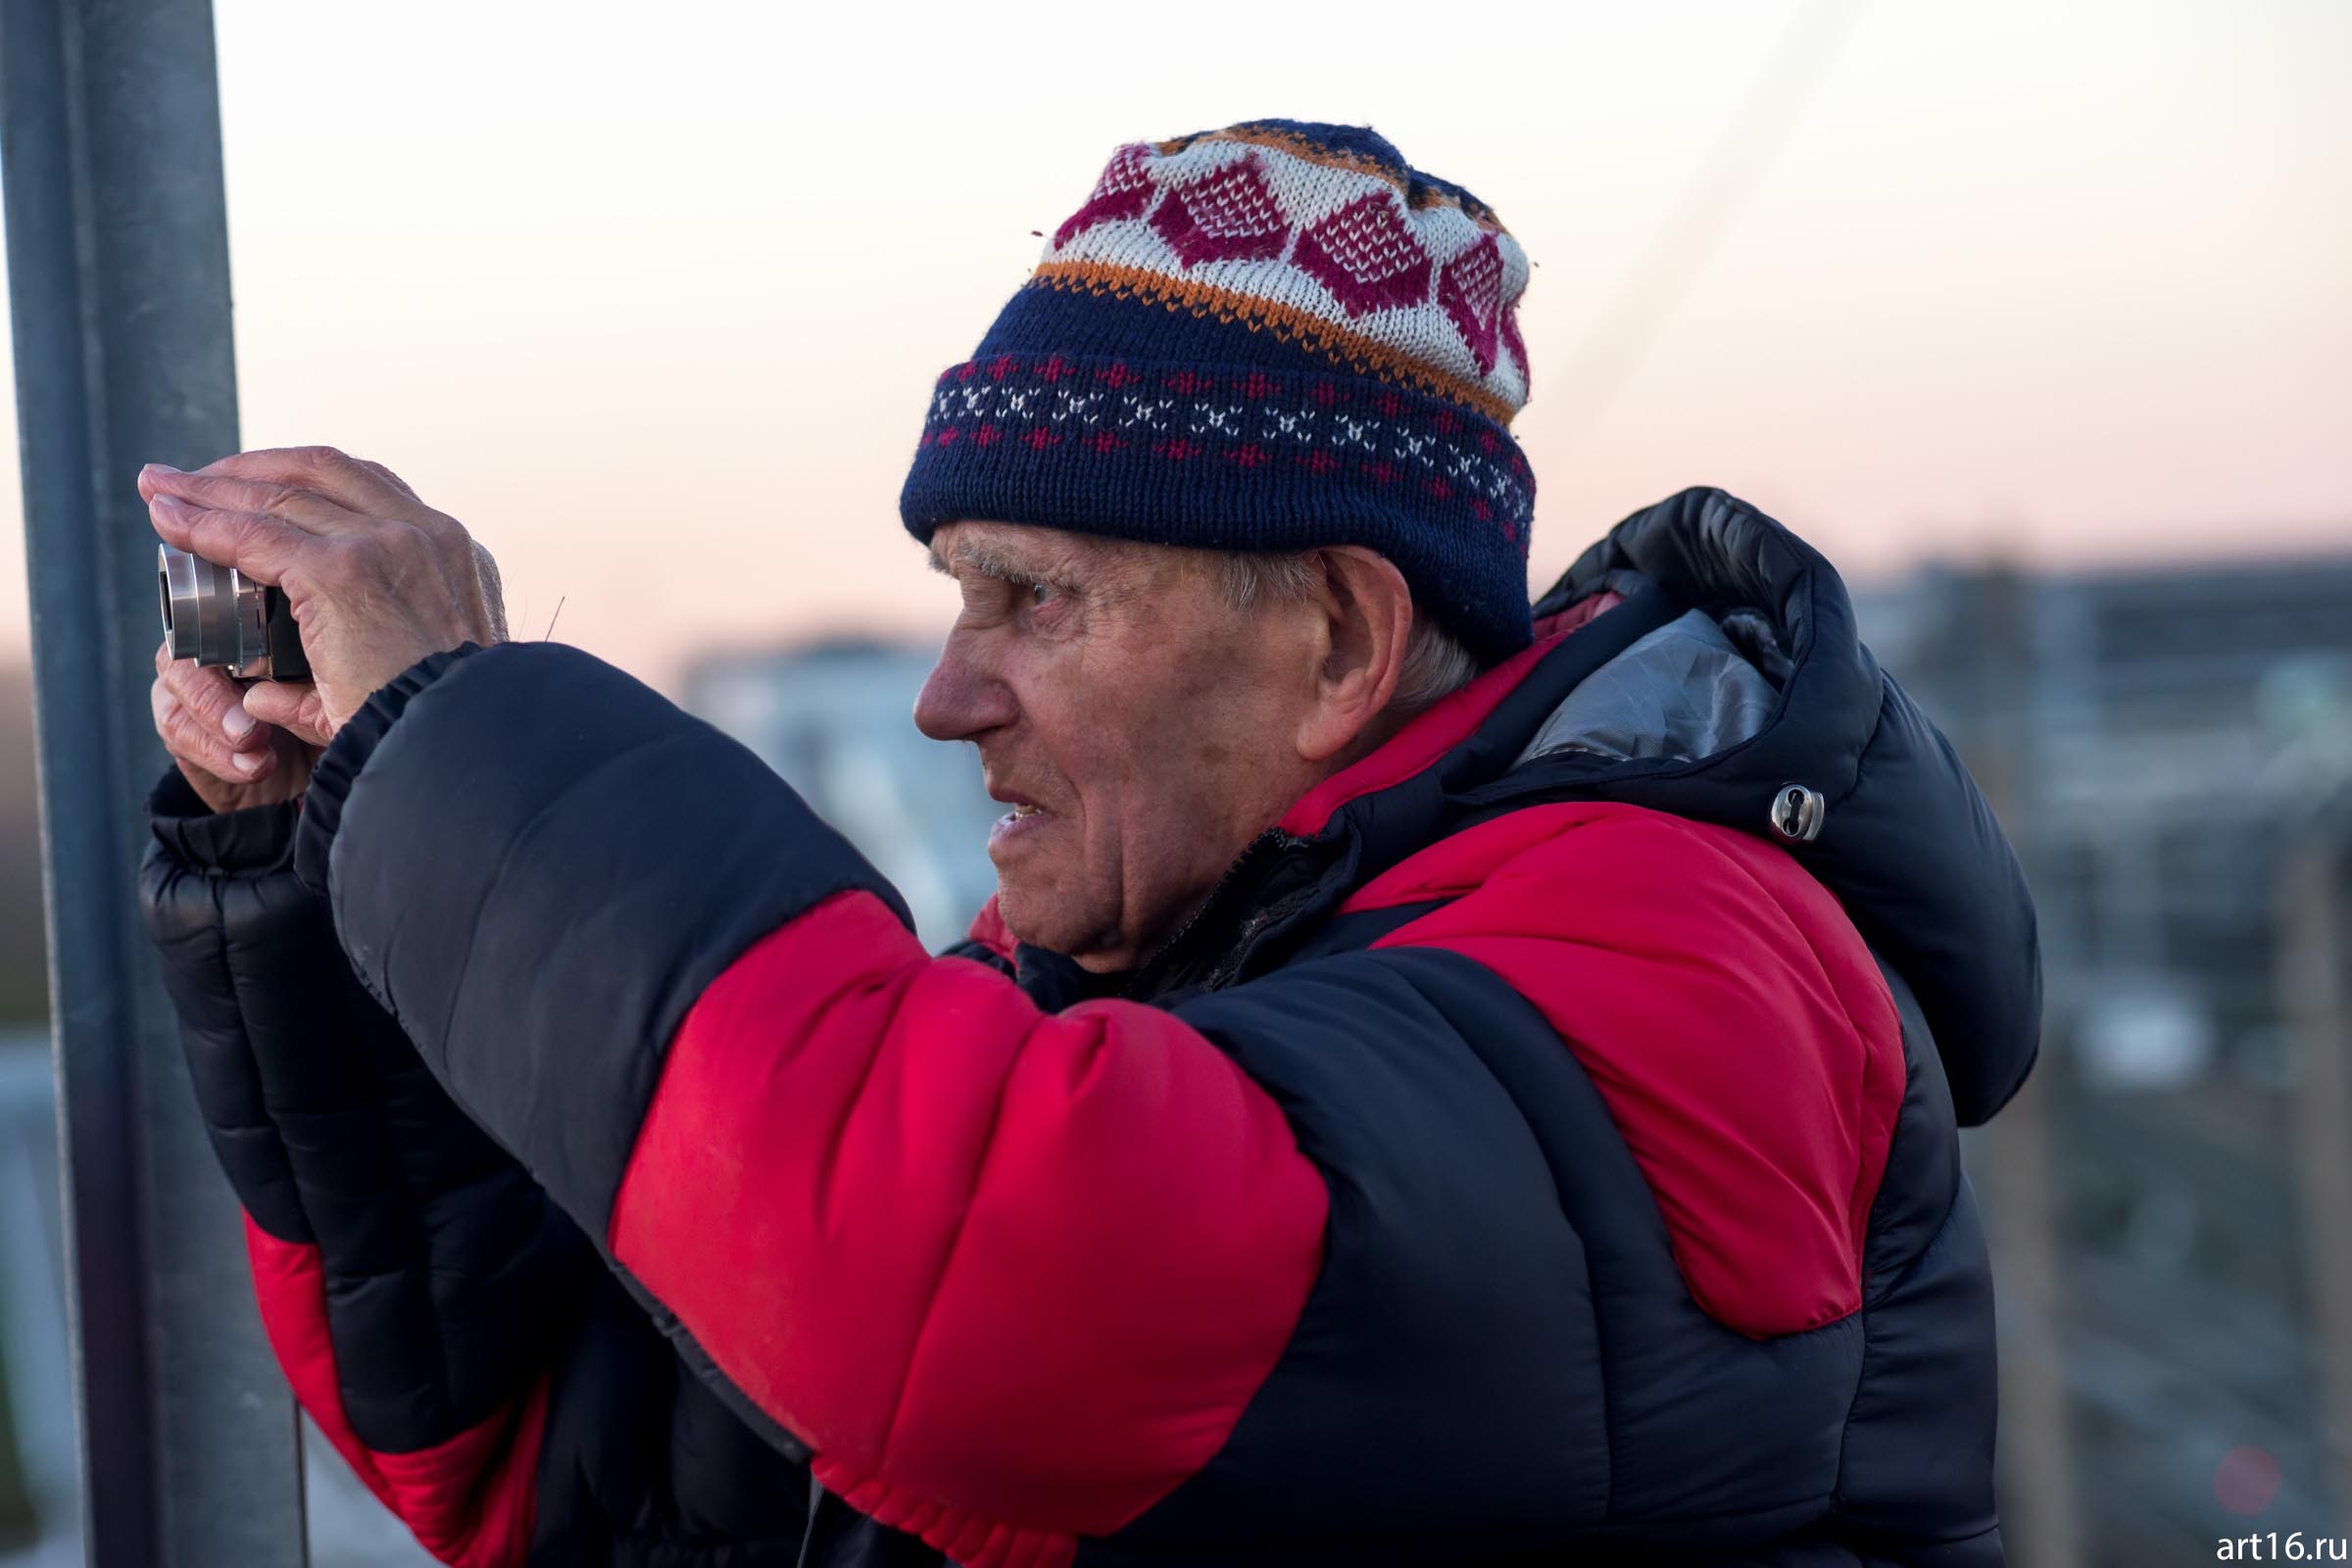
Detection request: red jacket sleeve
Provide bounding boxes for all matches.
[245,1219,551,1568]
[607,890,1328,1568]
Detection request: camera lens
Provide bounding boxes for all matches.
[157,542,270,676]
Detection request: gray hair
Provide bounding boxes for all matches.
[1215,550,1484,715]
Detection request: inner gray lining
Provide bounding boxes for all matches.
[1514,609,1777,768]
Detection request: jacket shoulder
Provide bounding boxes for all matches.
[1361,801,1909,1337]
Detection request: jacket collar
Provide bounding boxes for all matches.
[1004,576,1682,1009]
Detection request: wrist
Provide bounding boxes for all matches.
[149,766,303,875]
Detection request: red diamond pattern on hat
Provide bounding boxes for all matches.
[1054,143,1157,251]
[1438,234,1505,376]
[1291,193,1433,318]
[1500,305,1530,391]
[1150,153,1290,270]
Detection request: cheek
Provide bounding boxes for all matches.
[998,657,1127,821]
[1056,696,1152,826]
[1015,602,1289,855]
[1024,671,1171,835]
[1102,647,1275,832]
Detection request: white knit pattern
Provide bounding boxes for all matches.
[1039,130,1533,418]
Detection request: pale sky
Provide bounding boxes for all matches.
[1,0,2346,692]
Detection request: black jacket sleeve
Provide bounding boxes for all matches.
[138,765,593,1454]
[142,763,947,1565]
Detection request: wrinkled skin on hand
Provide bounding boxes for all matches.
[140,446,508,746]
[149,635,319,813]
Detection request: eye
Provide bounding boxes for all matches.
[1027,580,1058,609]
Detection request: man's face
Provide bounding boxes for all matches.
[915,520,1326,971]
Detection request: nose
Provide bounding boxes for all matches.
[913,630,1017,743]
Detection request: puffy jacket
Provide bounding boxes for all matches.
[141,487,2039,1567]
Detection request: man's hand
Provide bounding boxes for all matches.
[151,638,321,813]
[139,448,509,739]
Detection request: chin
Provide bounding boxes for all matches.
[993,878,1103,963]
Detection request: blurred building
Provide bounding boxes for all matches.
[1858,554,2352,1564]
[683,639,1000,951]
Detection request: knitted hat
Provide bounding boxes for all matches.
[899,120,1537,664]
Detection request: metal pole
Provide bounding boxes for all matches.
[1955,567,2082,1568]
[0,0,307,1562]
[2283,808,2352,1521]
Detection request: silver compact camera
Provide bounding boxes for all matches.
[157,541,311,680]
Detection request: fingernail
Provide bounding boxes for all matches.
[221,704,256,741]
[145,462,181,475]
[230,750,268,776]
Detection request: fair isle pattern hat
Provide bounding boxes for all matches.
[899,120,1538,663]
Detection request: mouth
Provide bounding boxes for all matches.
[987,787,1052,848]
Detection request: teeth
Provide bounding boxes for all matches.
[1010,803,1039,818]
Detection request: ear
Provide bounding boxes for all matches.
[1295,546,1414,765]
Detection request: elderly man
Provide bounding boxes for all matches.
[137,122,2038,1568]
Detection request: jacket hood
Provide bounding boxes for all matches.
[1510,487,2042,1124]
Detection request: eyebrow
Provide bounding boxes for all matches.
[928,538,1052,583]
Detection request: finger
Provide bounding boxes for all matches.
[140,467,368,536]
[153,679,276,781]
[178,449,469,555]
[240,680,334,747]
[147,494,319,588]
[161,657,271,754]
[186,447,414,516]
[470,540,509,642]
